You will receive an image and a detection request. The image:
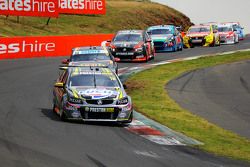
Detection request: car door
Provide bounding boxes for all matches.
[55,70,68,110]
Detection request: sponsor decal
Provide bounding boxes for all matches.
[78,89,116,99]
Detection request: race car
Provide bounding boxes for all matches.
[147,25,183,52]
[201,22,220,45]
[53,66,133,123]
[218,24,239,44]
[108,30,155,62]
[223,22,244,40]
[61,46,118,74]
[183,24,220,48]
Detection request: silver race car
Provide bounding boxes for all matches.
[53,66,133,123]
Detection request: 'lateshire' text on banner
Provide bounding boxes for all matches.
[0,0,59,17]
[59,0,105,15]
[0,0,106,17]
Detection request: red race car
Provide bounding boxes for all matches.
[108,30,155,62]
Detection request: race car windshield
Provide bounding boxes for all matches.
[189,27,210,33]
[71,54,110,62]
[150,29,172,35]
[114,34,143,42]
[218,27,232,32]
[69,74,120,87]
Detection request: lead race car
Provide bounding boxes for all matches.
[147,25,183,52]
[108,30,155,62]
[53,66,133,123]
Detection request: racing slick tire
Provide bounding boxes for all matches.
[178,44,183,51]
[53,104,56,113]
[209,37,216,47]
[121,112,133,124]
[216,37,221,46]
[236,35,239,43]
[60,110,68,122]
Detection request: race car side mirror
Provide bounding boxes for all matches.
[106,40,111,43]
[54,82,64,88]
[61,59,69,64]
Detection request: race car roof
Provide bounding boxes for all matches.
[117,30,144,35]
[72,46,109,55]
[190,25,210,29]
[147,25,175,30]
[218,24,233,28]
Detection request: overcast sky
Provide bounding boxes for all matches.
[152,0,250,34]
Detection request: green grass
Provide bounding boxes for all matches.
[126,51,250,162]
[0,0,192,36]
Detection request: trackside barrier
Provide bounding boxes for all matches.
[0,34,114,60]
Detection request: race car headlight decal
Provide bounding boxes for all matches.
[65,101,79,111]
[117,97,129,105]
[68,97,82,104]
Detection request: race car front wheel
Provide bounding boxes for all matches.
[60,110,67,121]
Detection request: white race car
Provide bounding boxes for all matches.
[218,24,239,44]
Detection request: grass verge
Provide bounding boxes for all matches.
[0,0,191,36]
[126,51,250,162]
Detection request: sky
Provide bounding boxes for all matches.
[152,0,250,34]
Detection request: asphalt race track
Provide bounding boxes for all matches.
[167,60,250,139]
[0,36,250,167]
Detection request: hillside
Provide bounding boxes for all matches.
[0,0,192,36]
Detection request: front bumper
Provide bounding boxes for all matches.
[220,35,235,44]
[111,48,146,62]
[184,36,213,47]
[153,41,175,52]
[63,103,133,122]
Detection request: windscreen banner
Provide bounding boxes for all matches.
[0,34,113,59]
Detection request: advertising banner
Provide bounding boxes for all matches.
[0,34,114,59]
[0,0,106,17]
[0,0,59,17]
[59,0,106,15]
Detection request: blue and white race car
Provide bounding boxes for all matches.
[147,25,183,52]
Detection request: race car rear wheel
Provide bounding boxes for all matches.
[209,37,216,47]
